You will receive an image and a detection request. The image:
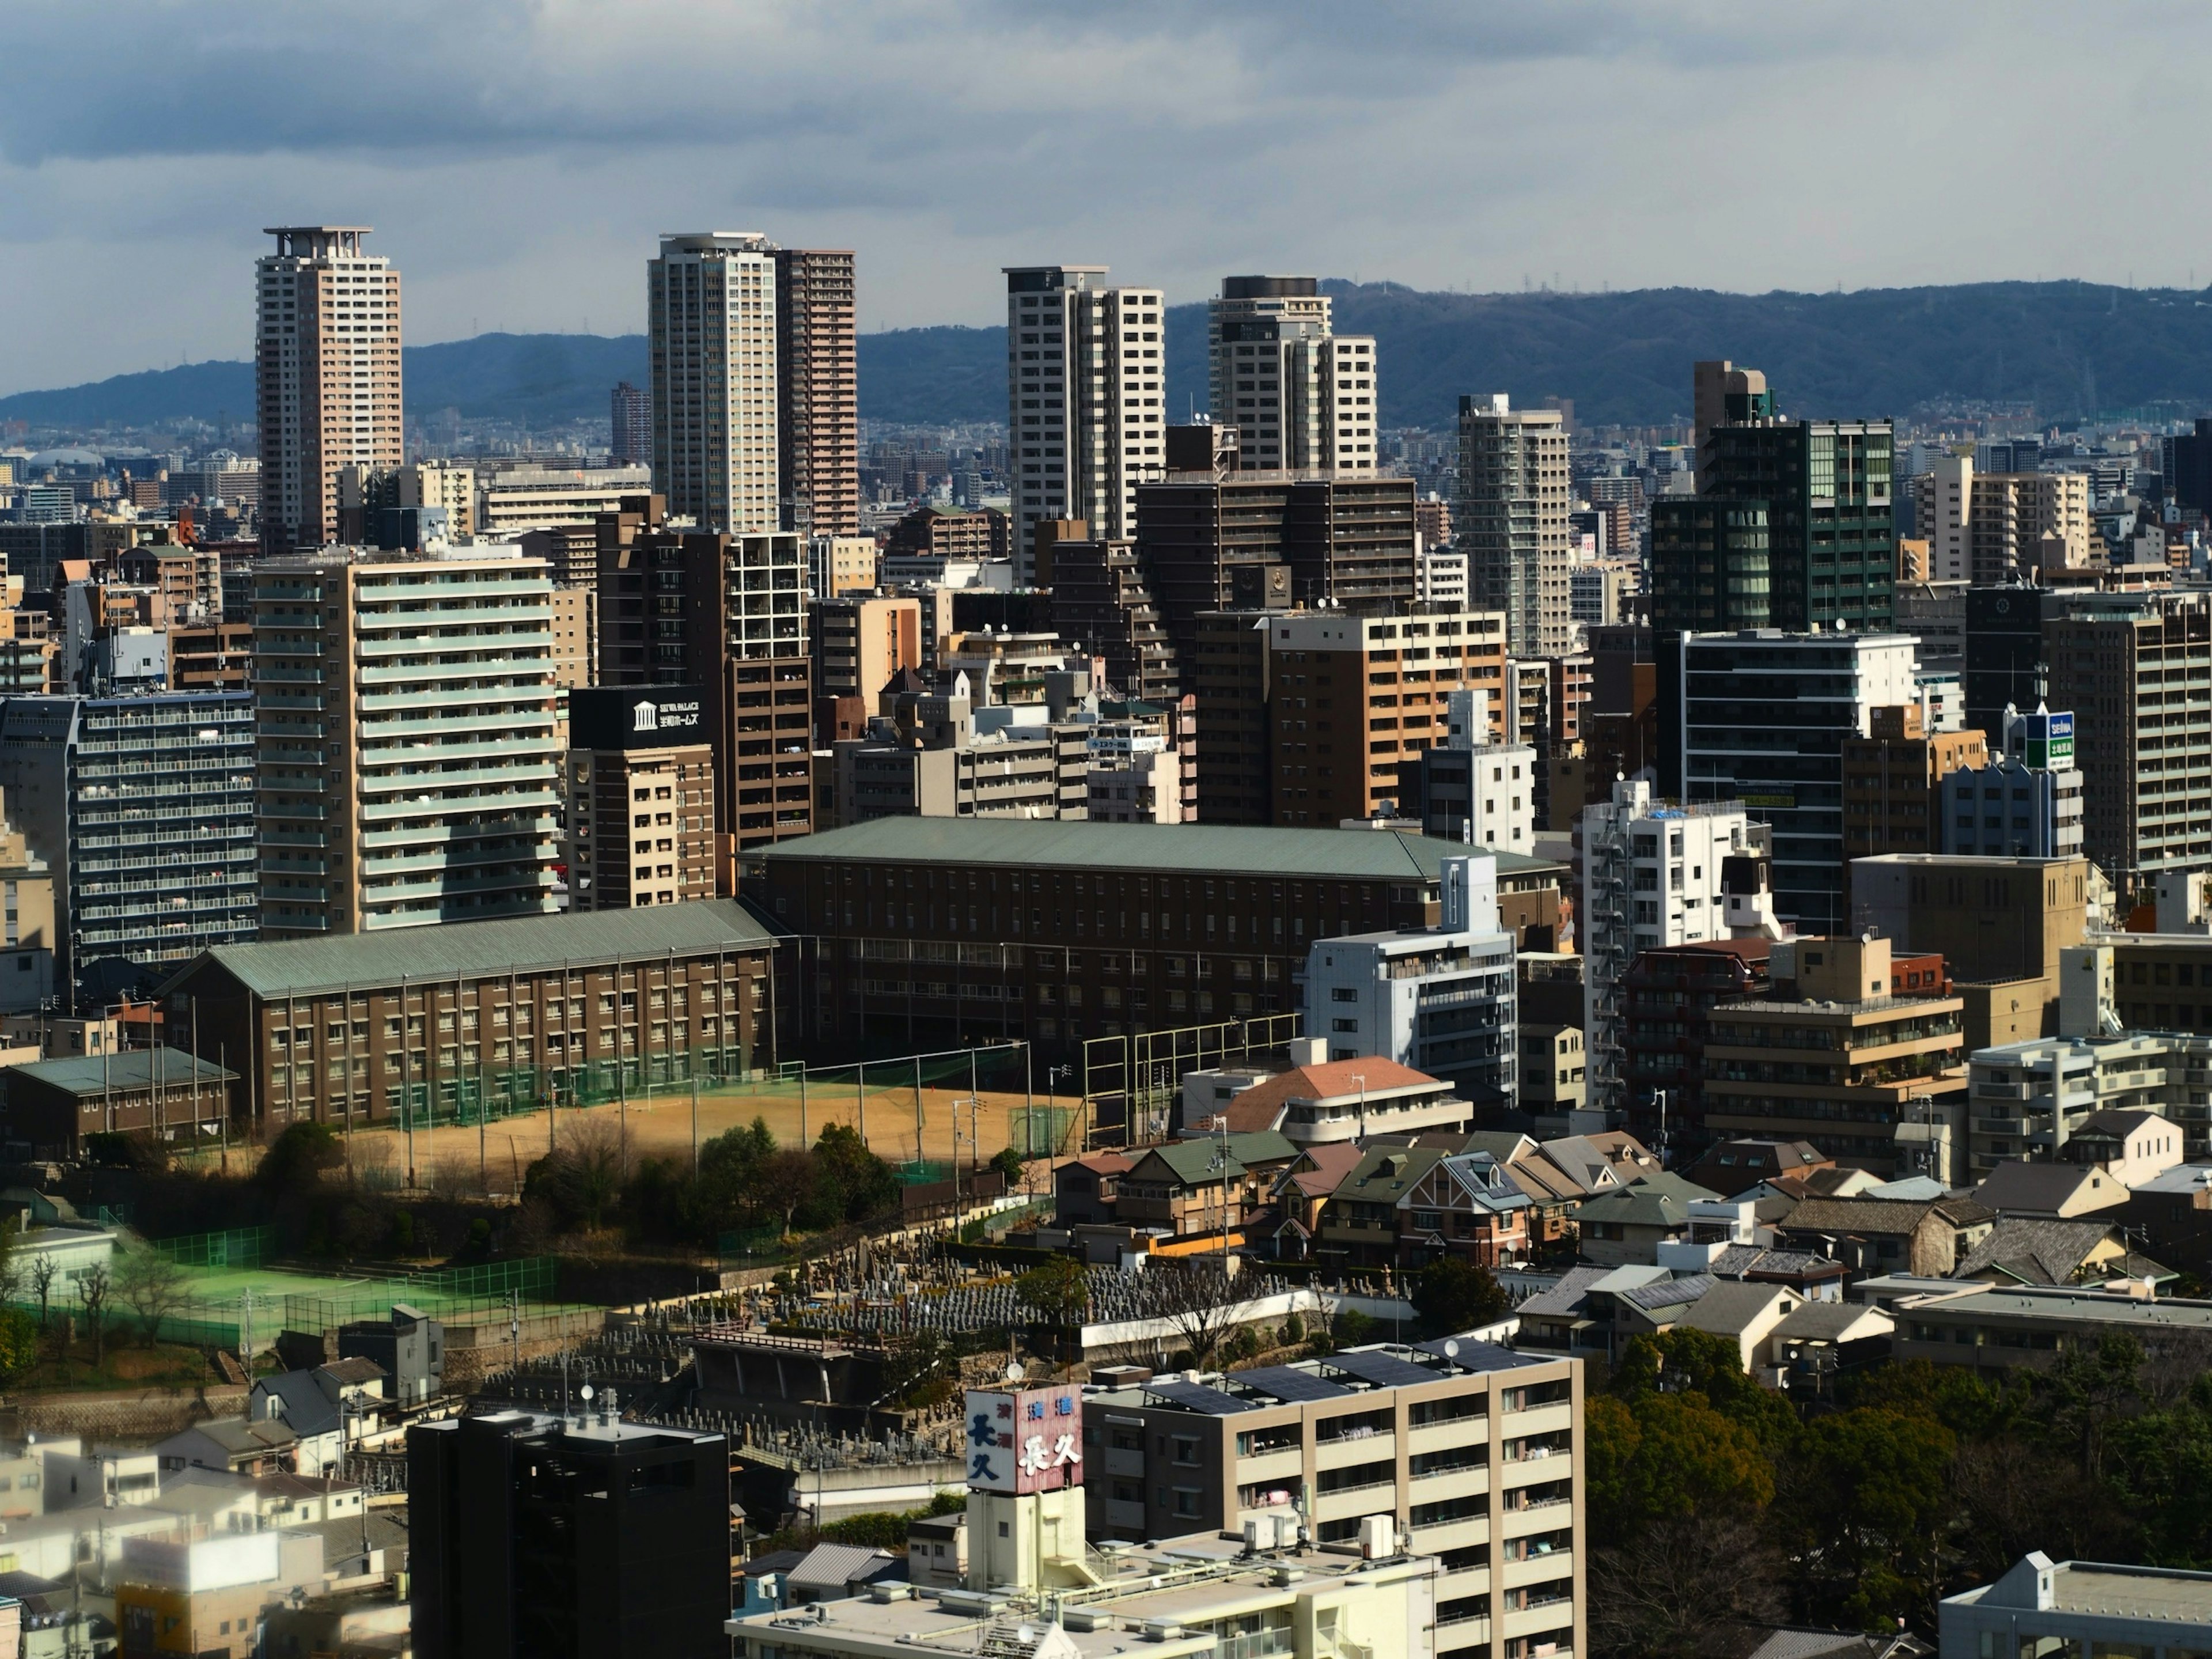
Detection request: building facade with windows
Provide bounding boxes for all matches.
[252,550,561,938]
[1083,1342,1583,1659]
[0,691,257,1007]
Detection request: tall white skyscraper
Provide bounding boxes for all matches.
[256,226,402,553]
[1207,276,1377,474]
[649,232,781,534]
[1005,266,1164,581]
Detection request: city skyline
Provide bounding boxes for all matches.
[3,3,2210,394]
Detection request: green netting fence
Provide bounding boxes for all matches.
[370,1046,760,1134]
[151,1227,274,1270]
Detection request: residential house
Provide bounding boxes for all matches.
[1569,1171,1724,1267]
[1315,1145,1445,1267]
[2116,1164,2212,1279]
[1952,1217,2143,1287]
[1184,1057,1474,1147]
[1115,1132,1297,1243]
[2062,1108,2187,1187]
[1682,1138,1834,1199]
[1673,1280,1804,1373]
[1893,1285,2212,1374]
[1603,1272,1718,1357]
[247,1358,387,1476]
[1053,1154,1131,1228]
[1767,1299,1895,1389]
[1973,1159,2128,1219]
[1510,1263,1623,1358]
[153,1418,298,1478]
[1263,1143,1366,1261]
[1775,1195,1995,1279]
[1397,1150,1533,1268]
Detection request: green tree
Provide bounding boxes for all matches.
[2032,1331,2145,1480]
[990,1146,1027,1185]
[1776,1408,1955,1631]
[1016,1255,1092,1326]
[1612,1327,1797,1450]
[812,1123,899,1224]
[1594,1391,1775,1544]
[256,1120,343,1190]
[0,1309,35,1384]
[1408,1256,1509,1339]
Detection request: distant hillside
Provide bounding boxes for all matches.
[12,279,2212,437]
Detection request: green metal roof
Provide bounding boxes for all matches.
[164,899,776,1002]
[12,1049,234,1098]
[758,819,1556,882]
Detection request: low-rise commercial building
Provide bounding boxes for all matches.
[1941,1553,2212,1659]
[2,1048,235,1159]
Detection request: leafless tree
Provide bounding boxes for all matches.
[1588,1511,1787,1659]
[75,1266,111,1369]
[1135,1260,1259,1372]
[28,1255,55,1334]
[114,1250,190,1346]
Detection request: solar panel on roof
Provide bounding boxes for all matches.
[1414,1338,1530,1373]
[1145,1380,1256,1415]
[1323,1350,1444,1390]
[1232,1365,1352,1403]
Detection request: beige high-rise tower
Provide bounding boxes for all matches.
[256,226,403,552]
[772,248,859,538]
[650,232,781,534]
[1207,276,1377,474]
[253,548,562,938]
[1005,266,1164,581]
[1457,394,1573,657]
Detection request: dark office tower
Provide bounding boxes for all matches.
[1963,586,2048,748]
[609,381,650,465]
[1048,539,1180,702]
[772,248,860,537]
[410,1410,730,1659]
[1647,499,1771,632]
[597,498,812,854]
[1135,474,1416,679]
[1191,611,1273,822]
[1696,416,1896,632]
[2164,417,2212,513]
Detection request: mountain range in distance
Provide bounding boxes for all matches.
[9,279,2212,439]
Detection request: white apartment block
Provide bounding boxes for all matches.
[1457,395,1573,657]
[253,548,562,937]
[650,233,780,534]
[1419,545,1470,606]
[1207,276,1378,474]
[1306,854,1521,1108]
[1005,266,1164,579]
[475,465,653,534]
[1581,778,1754,1118]
[256,227,402,552]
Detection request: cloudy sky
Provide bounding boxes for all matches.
[0,1,2199,393]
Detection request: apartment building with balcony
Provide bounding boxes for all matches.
[1579,778,1758,1121]
[252,549,562,938]
[1702,934,1968,1183]
[1084,1342,1582,1659]
[0,690,257,1007]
